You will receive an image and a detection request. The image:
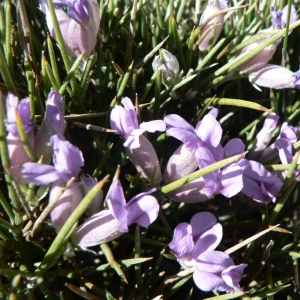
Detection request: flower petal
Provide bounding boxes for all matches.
[106,180,128,232]
[126,194,159,227]
[73,209,122,247]
[51,134,84,181]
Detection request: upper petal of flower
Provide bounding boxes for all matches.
[190,212,222,258]
[126,191,159,227]
[195,113,222,148]
[106,180,128,232]
[51,134,84,181]
[110,98,139,139]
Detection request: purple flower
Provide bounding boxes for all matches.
[249,113,279,160]
[52,0,91,28]
[110,97,165,183]
[240,160,283,204]
[164,108,221,154]
[199,0,228,52]
[270,5,298,30]
[39,0,100,59]
[240,5,297,75]
[195,138,245,199]
[275,130,300,181]
[169,212,222,268]
[72,180,159,247]
[193,251,247,292]
[251,120,299,163]
[164,111,244,202]
[34,91,66,163]
[110,97,165,148]
[22,134,85,232]
[5,93,35,136]
[22,134,84,185]
[4,93,35,182]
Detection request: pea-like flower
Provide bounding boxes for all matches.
[4,93,35,183]
[39,0,100,59]
[193,251,247,292]
[72,180,159,247]
[22,134,102,232]
[110,97,165,183]
[34,91,66,163]
[169,212,222,268]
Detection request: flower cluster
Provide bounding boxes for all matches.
[4,1,300,296]
[6,86,296,294]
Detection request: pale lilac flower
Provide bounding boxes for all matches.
[22,134,85,232]
[73,180,159,247]
[34,91,66,163]
[110,97,165,183]
[195,138,244,199]
[193,251,247,292]
[110,97,165,148]
[240,160,283,204]
[239,29,280,74]
[252,120,299,163]
[52,0,92,28]
[164,111,244,202]
[164,108,221,154]
[275,132,300,181]
[248,64,300,89]
[4,93,35,183]
[270,5,298,30]
[169,212,222,268]
[22,134,83,185]
[39,0,100,59]
[199,0,227,52]
[240,5,298,75]
[249,113,279,160]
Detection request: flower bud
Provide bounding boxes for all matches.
[152,49,180,86]
[198,0,227,52]
[239,32,279,74]
[248,64,300,89]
